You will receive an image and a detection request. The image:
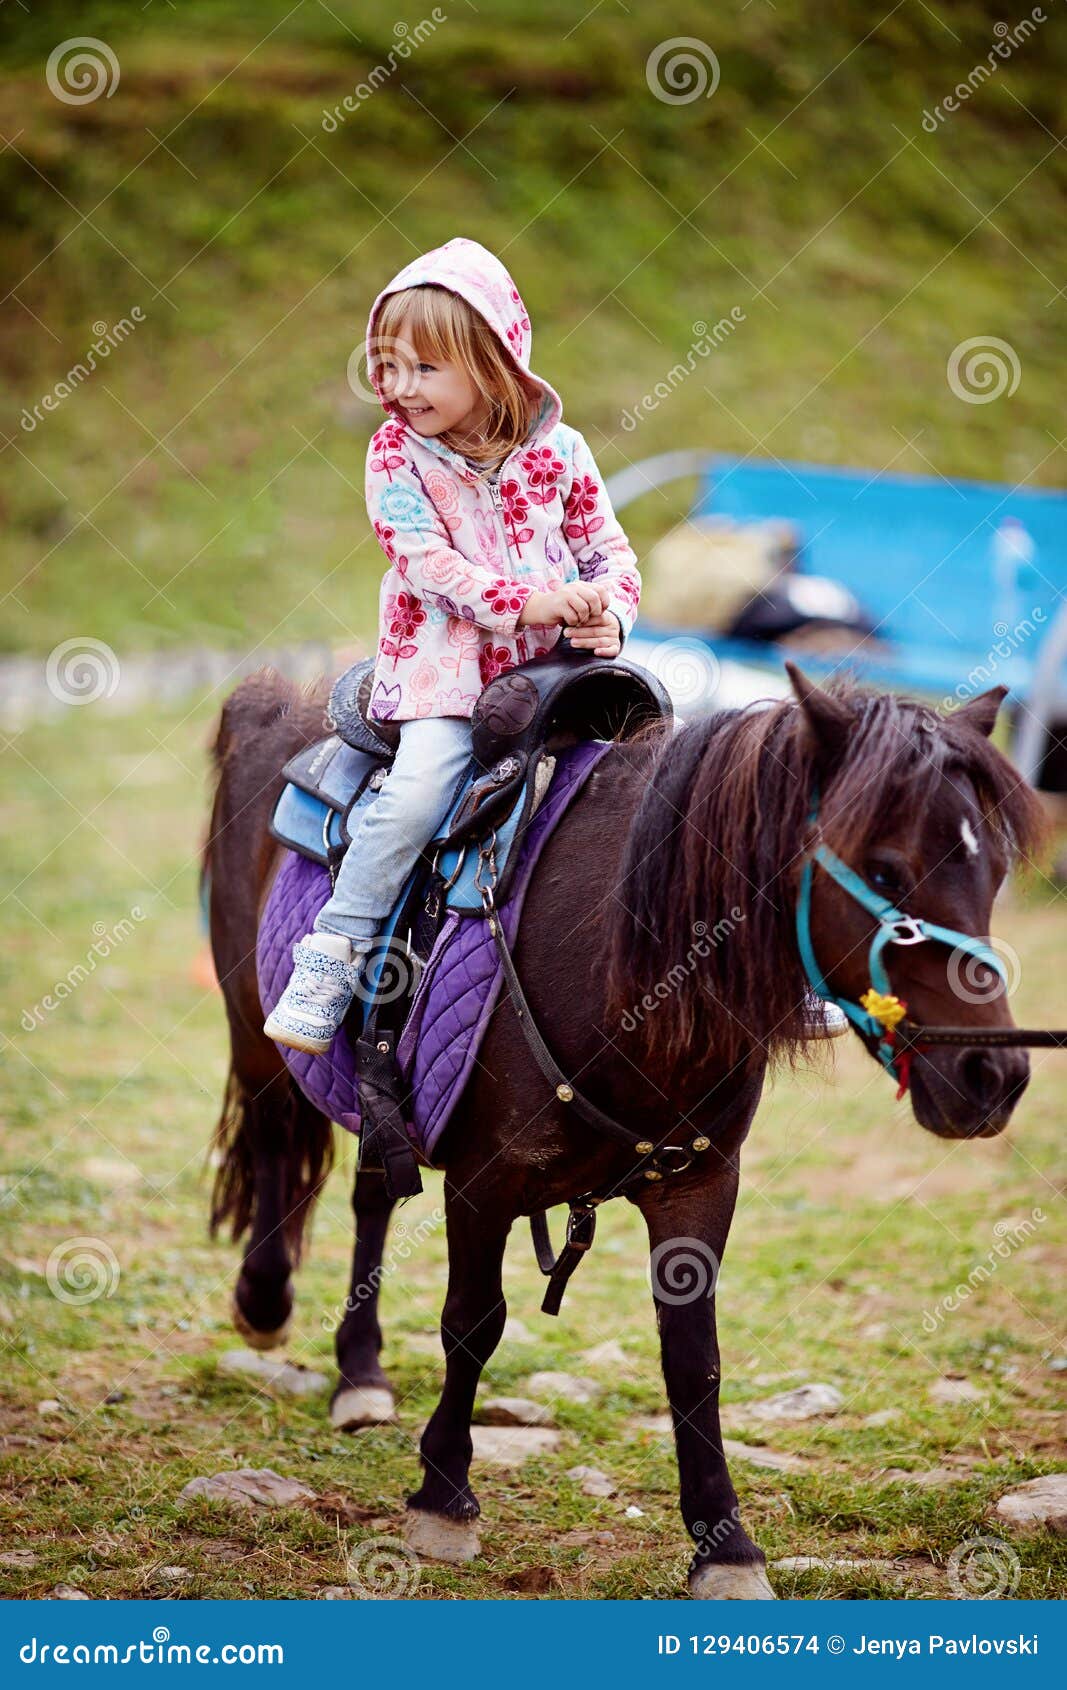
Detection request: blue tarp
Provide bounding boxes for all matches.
[673,455,1067,699]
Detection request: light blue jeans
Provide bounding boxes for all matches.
[313,714,475,950]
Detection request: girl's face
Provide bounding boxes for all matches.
[376,334,489,443]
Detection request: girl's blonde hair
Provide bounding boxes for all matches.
[372,285,543,475]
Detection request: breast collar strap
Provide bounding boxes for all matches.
[795,790,1007,1095]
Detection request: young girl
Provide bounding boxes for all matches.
[264,236,641,1055]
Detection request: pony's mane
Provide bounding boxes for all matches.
[602,680,1046,1085]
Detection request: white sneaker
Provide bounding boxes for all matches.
[263,931,365,1055]
[802,990,849,1039]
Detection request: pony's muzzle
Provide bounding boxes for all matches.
[909,1044,1030,1138]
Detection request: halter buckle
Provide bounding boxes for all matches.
[885,914,926,946]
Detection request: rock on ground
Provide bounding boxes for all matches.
[501,1317,535,1345]
[722,1437,808,1474]
[580,1340,631,1371]
[629,1413,673,1436]
[217,1350,329,1397]
[527,1371,598,1405]
[476,1396,555,1427]
[774,1556,907,1576]
[747,1383,844,1421]
[178,1468,317,1510]
[928,1377,984,1405]
[880,1466,970,1486]
[469,1426,561,1467]
[53,1587,89,1599]
[995,1474,1067,1534]
[566,1465,617,1497]
[80,1157,142,1187]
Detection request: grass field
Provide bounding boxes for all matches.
[3,1,1067,657]
[2,0,1065,1605]
[1,694,1064,1600]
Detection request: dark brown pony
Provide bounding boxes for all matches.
[203,664,1043,1597]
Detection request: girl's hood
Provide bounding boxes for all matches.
[365,236,563,444]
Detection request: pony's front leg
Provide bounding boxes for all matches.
[635,1176,776,1600]
[405,1184,511,1564]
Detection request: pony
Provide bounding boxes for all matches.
[203,663,1043,1597]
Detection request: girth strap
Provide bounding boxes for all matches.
[485,909,661,1151]
[481,900,714,1314]
[529,1206,597,1317]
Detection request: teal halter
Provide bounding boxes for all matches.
[796,792,1008,1090]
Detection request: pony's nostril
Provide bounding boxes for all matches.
[959,1048,1028,1115]
[961,1048,1006,1101]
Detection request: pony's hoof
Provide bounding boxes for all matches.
[689,1562,777,1600]
[231,1296,291,1352]
[330,1385,397,1431]
[404,1508,480,1564]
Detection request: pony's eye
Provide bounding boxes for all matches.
[867,859,907,895]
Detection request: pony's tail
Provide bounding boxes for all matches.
[202,673,334,1261]
[209,1064,334,1263]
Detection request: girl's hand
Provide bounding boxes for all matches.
[562,609,622,658]
[520,582,610,629]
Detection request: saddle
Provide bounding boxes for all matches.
[271,645,671,909]
[267,646,672,1199]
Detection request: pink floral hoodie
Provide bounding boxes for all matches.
[363,237,641,721]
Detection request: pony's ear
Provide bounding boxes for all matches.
[785,662,850,764]
[952,685,1007,739]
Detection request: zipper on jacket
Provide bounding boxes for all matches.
[420,426,546,567]
[487,474,510,562]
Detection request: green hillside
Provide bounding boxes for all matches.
[2,0,1065,654]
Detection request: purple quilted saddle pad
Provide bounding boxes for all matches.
[256,740,612,1160]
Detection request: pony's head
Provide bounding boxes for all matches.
[787,665,1045,1136]
[604,668,1046,1139]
